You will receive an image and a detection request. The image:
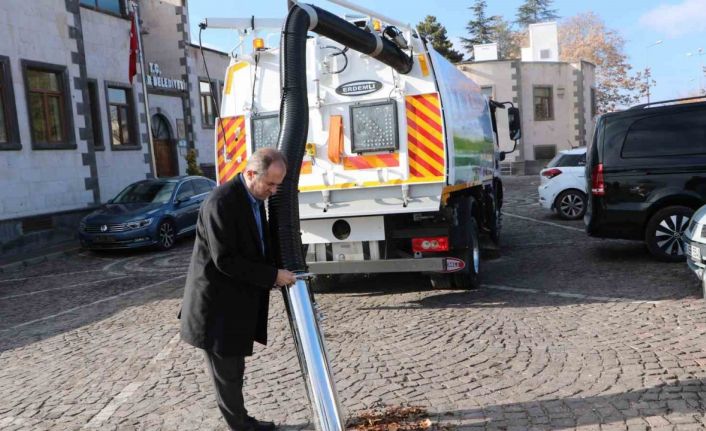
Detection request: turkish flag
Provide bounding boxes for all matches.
[129,12,138,84]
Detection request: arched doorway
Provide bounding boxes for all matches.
[152,114,178,178]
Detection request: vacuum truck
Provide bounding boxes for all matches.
[205,0,520,290]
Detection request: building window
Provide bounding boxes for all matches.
[105,84,138,149]
[0,56,20,150]
[533,86,553,121]
[590,87,597,117]
[200,80,216,128]
[79,0,124,16]
[22,61,75,150]
[480,86,493,100]
[87,79,104,150]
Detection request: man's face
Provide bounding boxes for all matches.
[245,162,286,200]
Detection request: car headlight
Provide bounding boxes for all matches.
[126,218,153,230]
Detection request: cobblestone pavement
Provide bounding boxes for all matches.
[1,176,705,431]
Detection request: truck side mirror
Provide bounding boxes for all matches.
[508,107,521,141]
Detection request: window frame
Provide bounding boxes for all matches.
[480,85,494,100]
[0,55,21,150]
[21,60,76,150]
[533,85,554,121]
[104,81,140,151]
[199,79,217,129]
[79,0,127,18]
[87,79,104,151]
[174,180,196,202]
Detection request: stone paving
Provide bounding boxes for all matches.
[1,176,705,430]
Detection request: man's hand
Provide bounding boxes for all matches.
[275,269,297,287]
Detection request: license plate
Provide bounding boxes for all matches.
[94,235,116,243]
[690,245,702,261]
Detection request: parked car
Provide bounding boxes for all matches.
[538,147,587,220]
[585,97,706,262]
[685,204,706,285]
[79,176,216,250]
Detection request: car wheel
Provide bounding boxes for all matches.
[645,206,694,262]
[157,220,176,251]
[488,189,502,245]
[555,189,587,220]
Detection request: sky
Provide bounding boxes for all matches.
[188,0,706,104]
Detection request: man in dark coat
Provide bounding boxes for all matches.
[180,148,297,431]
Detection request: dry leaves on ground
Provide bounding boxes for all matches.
[347,405,452,431]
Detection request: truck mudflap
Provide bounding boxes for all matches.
[307,256,466,275]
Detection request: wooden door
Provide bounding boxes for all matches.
[154,139,177,177]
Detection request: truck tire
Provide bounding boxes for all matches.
[645,205,693,262]
[488,189,502,245]
[430,274,454,289]
[454,217,481,290]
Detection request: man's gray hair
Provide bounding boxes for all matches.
[246,148,287,176]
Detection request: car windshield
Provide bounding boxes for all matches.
[112,182,176,204]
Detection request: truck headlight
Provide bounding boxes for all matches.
[350,100,398,153]
[126,218,153,230]
[251,113,280,151]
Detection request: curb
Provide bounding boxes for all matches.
[0,246,82,274]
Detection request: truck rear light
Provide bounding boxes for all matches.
[591,163,605,196]
[412,236,449,252]
[541,168,562,179]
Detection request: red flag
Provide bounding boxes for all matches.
[129,12,138,84]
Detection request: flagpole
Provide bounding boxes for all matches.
[130,1,158,178]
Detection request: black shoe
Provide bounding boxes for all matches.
[245,415,276,431]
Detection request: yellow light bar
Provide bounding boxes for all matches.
[253,38,265,51]
[372,19,381,31]
[418,54,429,77]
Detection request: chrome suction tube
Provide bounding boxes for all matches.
[282,279,344,431]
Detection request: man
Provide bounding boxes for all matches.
[180,148,297,431]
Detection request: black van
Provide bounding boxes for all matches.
[585,97,706,262]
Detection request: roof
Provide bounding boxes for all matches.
[559,147,586,155]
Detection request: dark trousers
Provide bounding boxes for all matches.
[204,350,248,430]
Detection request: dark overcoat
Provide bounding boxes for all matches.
[180,174,277,356]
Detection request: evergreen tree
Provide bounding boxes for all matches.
[461,0,498,59]
[416,15,464,63]
[516,0,559,28]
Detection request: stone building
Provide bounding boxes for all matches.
[0,0,228,258]
[459,22,597,175]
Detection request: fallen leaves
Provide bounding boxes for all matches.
[347,405,449,431]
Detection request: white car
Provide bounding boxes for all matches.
[538,147,587,220]
[685,204,706,287]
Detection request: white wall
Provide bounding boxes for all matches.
[189,45,229,167]
[0,0,92,219]
[520,62,575,160]
[83,8,151,202]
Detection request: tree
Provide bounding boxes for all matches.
[416,15,464,63]
[516,0,559,28]
[461,0,498,59]
[489,16,523,60]
[559,12,647,112]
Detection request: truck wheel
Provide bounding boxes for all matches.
[488,190,502,245]
[454,217,481,290]
[645,205,693,262]
[430,274,454,289]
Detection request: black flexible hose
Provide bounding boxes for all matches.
[268,6,310,272]
[268,4,414,272]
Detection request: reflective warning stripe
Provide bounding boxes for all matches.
[343,153,399,170]
[216,116,247,185]
[301,160,313,175]
[225,62,249,95]
[406,93,445,180]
